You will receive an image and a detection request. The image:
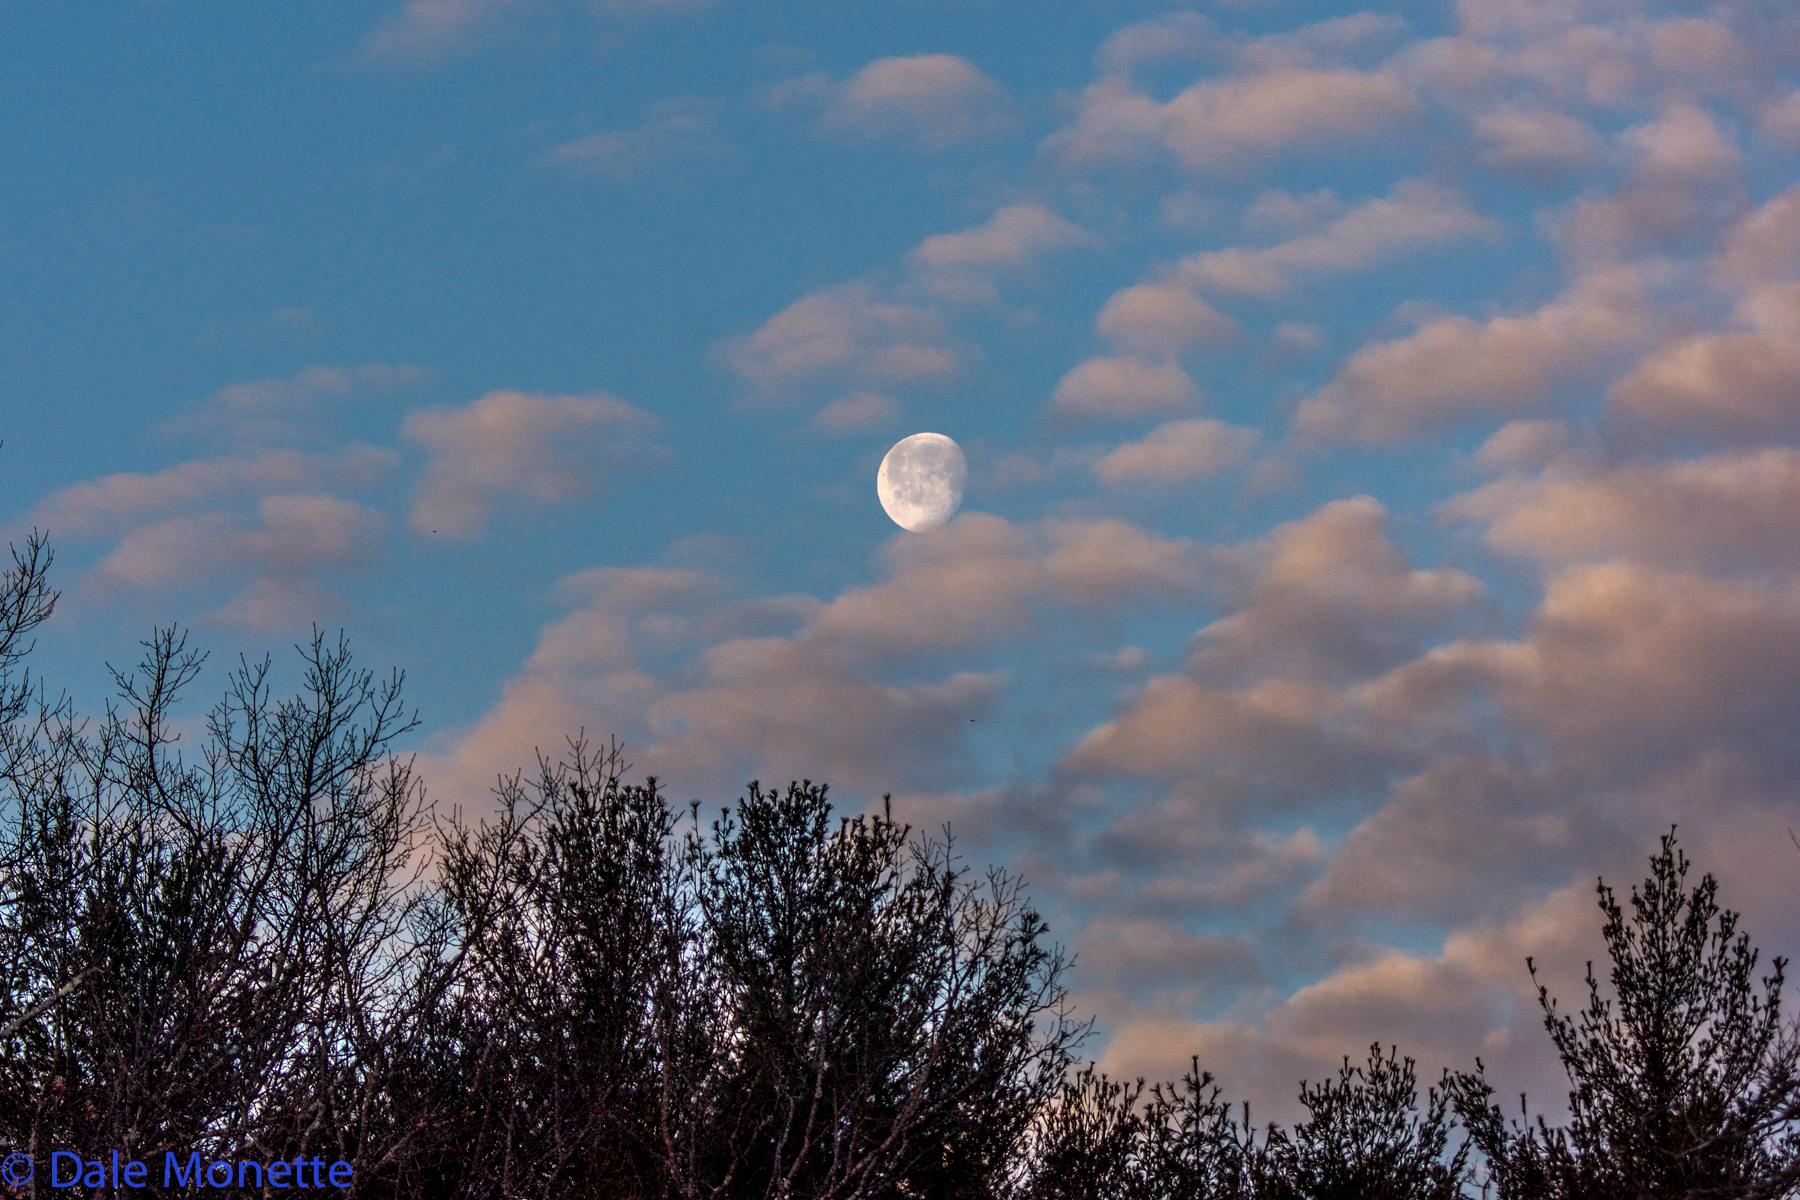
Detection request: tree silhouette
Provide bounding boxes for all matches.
[1449,830,1800,1200]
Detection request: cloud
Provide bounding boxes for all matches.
[1095,285,1238,354]
[809,392,899,434]
[818,55,1013,148]
[1609,284,1800,441]
[546,98,722,177]
[362,0,714,64]
[1178,179,1498,297]
[1718,185,1800,286]
[1094,882,1598,1126]
[1473,108,1603,176]
[162,363,427,446]
[722,283,965,401]
[1095,12,1221,77]
[1050,357,1199,420]
[1050,66,1414,175]
[361,0,529,65]
[1295,266,1647,443]
[1049,282,1239,422]
[419,514,1211,810]
[907,204,1099,301]
[402,390,666,538]
[1095,419,1260,486]
[94,493,386,592]
[1060,499,1484,795]
[21,446,398,541]
[1554,104,1744,261]
[1444,445,1800,573]
[79,492,390,631]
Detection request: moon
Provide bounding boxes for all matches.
[877,432,966,532]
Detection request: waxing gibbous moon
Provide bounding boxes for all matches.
[877,432,966,532]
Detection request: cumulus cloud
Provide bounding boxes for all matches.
[419,514,1211,810]
[546,98,722,177]
[162,363,426,447]
[1061,499,1484,798]
[722,283,964,402]
[1295,266,1647,443]
[1473,107,1603,176]
[1095,285,1238,354]
[1095,12,1221,77]
[809,392,899,434]
[1050,66,1414,175]
[1178,179,1498,297]
[1609,285,1800,441]
[21,446,398,542]
[1445,445,1800,573]
[1051,357,1199,420]
[361,0,529,65]
[1718,186,1800,286]
[1049,283,1238,421]
[362,0,714,63]
[1095,419,1260,486]
[1555,104,1744,261]
[907,204,1100,302]
[402,390,666,538]
[818,55,1013,148]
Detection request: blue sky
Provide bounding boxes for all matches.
[8,0,1800,1122]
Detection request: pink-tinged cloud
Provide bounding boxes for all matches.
[20,446,398,540]
[165,363,427,446]
[403,390,666,538]
[1446,447,1800,571]
[722,282,964,399]
[419,514,1212,811]
[1718,186,1800,286]
[809,392,899,435]
[1051,66,1414,175]
[1554,104,1744,261]
[1609,284,1800,441]
[1095,419,1260,487]
[546,98,722,177]
[1051,357,1199,419]
[361,0,529,65]
[1473,108,1602,176]
[1095,286,1239,354]
[1179,179,1497,297]
[907,204,1099,302]
[819,55,1013,148]
[1060,499,1484,795]
[1295,266,1647,443]
[87,493,389,630]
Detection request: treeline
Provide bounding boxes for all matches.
[3,535,1800,1198]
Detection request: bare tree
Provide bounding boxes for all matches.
[0,613,438,1196]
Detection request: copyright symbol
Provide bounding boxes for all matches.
[1,1152,31,1185]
